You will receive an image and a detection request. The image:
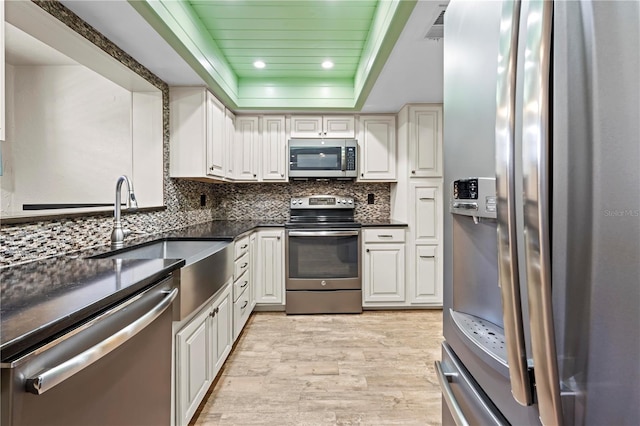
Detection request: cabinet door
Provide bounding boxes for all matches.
[211,289,232,375]
[176,306,211,426]
[411,181,443,244]
[413,245,441,304]
[225,109,235,178]
[409,106,442,177]
[206,91,225,178]
[255,229,284,305]
[363,243,405,302]
[323,115,355,138]
[234,116,259,180]
[358,115,397,181]
[262,116,287,181]
[249,233,257,310]
[290,116,322,138]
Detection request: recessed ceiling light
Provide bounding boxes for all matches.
[253,60,266,69]
[321,60,334,69]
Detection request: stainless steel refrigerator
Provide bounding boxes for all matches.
[439,0,640,425]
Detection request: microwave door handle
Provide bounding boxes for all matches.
[495,0,533,407]
[341,146,347,171]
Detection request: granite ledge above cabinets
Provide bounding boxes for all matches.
[360,220,408,227]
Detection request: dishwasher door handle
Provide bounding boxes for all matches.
[25,287,178,395]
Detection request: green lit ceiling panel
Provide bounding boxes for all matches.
[129,0,417,110]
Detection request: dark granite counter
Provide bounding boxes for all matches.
[360,220,408,227]
[0,257,184,361]
[0,220,286,361]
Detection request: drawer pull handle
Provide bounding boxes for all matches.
[241,300,248,310]
[419,255,436,259]
[419,197,435,201]
[240,244,248,249]
[241,281,248,288]
[241,262,248,268]
[378,234,393,238]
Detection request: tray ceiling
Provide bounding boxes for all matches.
[130,0,417,110]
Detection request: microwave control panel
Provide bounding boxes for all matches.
[345,146,356,171]
[450,177,497,219]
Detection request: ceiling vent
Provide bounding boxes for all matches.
[424,6,447,40]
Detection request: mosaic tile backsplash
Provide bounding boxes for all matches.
[0,2,391,267]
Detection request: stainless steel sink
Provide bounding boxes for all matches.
[93,240,233,321]
[97,240,228,265]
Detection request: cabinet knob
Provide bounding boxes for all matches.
[210,310,216,318]
[411,170,416,174]
[361,173,364,177]
[323,132,327,136]
[318,132,322,136]
[253,174,257,178]
[366,248,370,253]
[277,236,281,240]
[281,173,285,177]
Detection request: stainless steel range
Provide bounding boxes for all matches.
[285,195,362,314]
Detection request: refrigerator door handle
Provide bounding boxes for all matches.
[521,1,563,425]
[494,0,533,407]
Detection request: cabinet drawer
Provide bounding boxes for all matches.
[234,236,250,259]
[234,252,250,281]
[233,272,250,302]
[363,228,406,243]
[233,289,252,340]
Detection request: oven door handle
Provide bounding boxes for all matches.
[288,230,359,237]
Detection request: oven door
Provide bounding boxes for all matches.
[286,229,361,290]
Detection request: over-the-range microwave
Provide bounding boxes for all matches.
[288,139,358,179]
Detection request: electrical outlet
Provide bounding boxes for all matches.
[367,194,375,204]
[200,194,206,207]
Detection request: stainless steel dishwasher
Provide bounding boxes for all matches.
[1,276,178,426]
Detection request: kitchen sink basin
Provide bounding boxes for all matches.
[93,239,233,321]
[96,240,228,265]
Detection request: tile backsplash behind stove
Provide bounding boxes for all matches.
[210,181,390,222]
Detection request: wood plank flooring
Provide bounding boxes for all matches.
[192,310,444,426]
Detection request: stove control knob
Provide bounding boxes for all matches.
[348,199,353,204]
[292,200,297,205]
[298,199,303,205]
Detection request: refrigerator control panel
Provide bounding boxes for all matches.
[450,177,497,219]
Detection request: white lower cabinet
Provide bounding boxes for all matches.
[362,228,406,306]
[175,282,232,426]
[254,229,285,306]
[412,245,441,304]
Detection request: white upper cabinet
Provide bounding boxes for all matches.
[206,91,226,178]
[408,105,443,177]
[261,115,287,181]
[224,109,235,178]
[290,115,355,138]
[170,87,230,180]
[234,116,260,181]
[357,115,397,181]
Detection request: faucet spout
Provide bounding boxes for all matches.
[111,175,138,249]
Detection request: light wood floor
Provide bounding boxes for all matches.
[192,310,444,426]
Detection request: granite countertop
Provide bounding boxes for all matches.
[0,257,185,361]
[0,220,285,362]
[1,218,406,361]
[360,219,408,227]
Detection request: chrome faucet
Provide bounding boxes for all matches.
[110,175,138,249]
